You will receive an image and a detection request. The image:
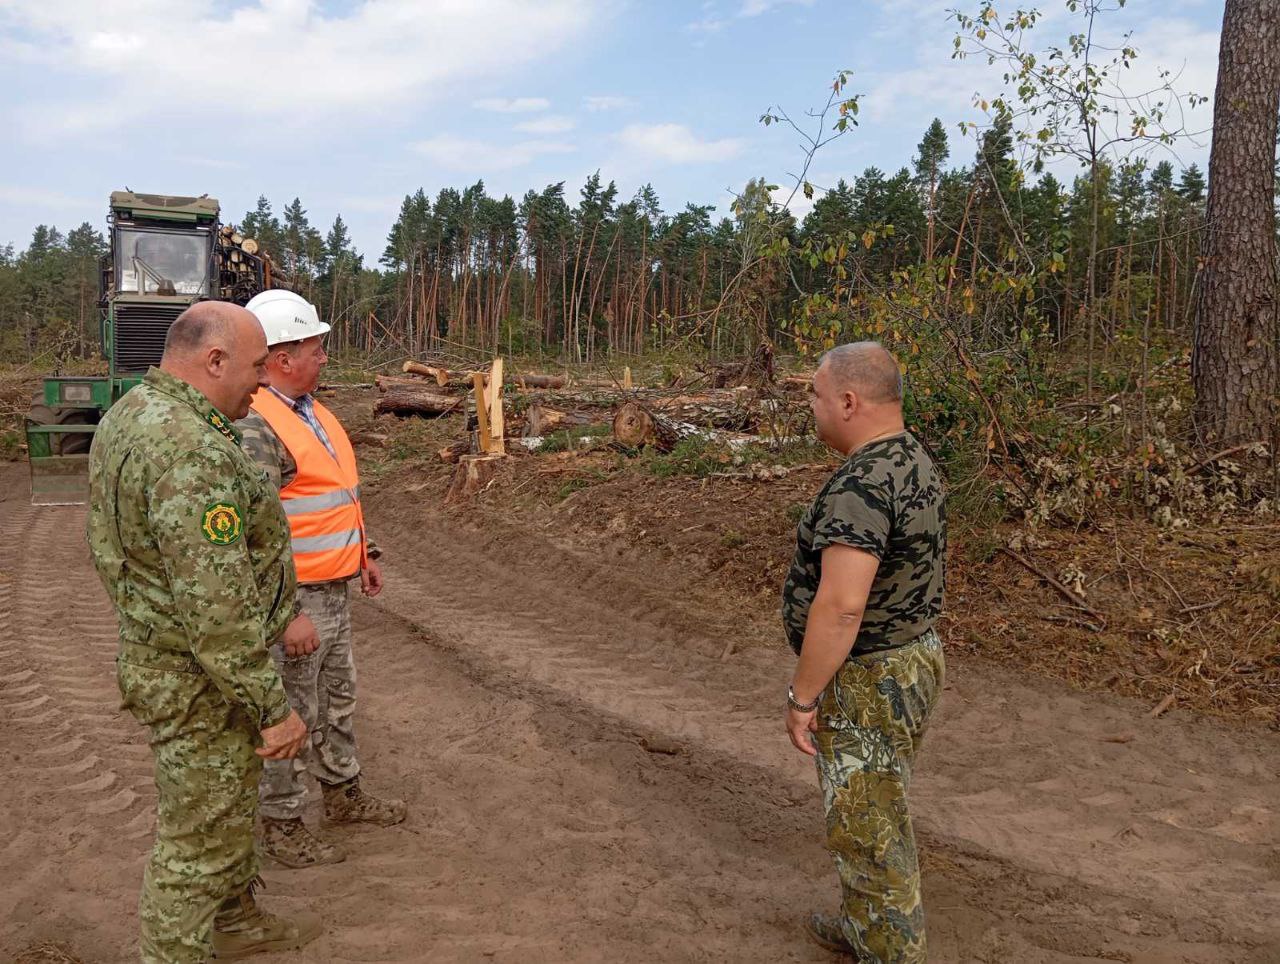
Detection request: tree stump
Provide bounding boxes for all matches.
[444,454,503,502]
[612,401,687,451]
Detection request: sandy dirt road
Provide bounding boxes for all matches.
[2,462,1278,963]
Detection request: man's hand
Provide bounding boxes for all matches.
[258,709,308,759]
[281,612,319,657]
[360,558,383,598]
[786,706,819,757]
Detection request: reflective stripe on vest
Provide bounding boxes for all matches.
[249,389,368,584]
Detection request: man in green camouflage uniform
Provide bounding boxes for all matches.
[87,301,323,962]
[237,293,405,870]
[781,342,946,963]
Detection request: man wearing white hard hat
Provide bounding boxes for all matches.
[237,289,407,869]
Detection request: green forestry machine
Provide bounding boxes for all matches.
[25,190,286,504]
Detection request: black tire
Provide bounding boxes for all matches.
[26,393,97,456]
[58,410,97,455]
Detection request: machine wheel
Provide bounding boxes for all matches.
[26,394,97,456]
[57,410,97,455]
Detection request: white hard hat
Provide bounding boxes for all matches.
[245,289,330,346]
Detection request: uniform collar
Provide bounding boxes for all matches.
[144,367,242,446]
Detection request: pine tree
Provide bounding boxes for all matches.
[1193,0,1280,444]
[913,119,950,261]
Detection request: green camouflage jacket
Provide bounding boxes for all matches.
[782,431,946,657]
[87,368,295,728]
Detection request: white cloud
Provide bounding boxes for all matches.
[0,186,94,210]
[1,1,595,142]
[739,0,813,16]
[862,10,1216,172]
[514,115,576,134]
[473,97,552,113]
[768,185,815,220]
[687,15,728,32]
[615,123,744,164]
[686,0,811,32]
[411,134,576,171]
[583,95,631,112]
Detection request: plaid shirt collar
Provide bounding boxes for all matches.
[267,385,337,460]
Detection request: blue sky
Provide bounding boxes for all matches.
[0,0,1222,261]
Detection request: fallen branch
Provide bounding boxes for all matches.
[1178,596,1226,616]
[1189,441,1268,475]
[998,547,1106,620]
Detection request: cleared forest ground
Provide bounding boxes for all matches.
[2,404,1279,961]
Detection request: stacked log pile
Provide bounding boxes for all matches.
[214,225,291,304]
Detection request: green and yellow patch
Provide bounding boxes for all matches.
[202,501,243,545]
[205,410,240,445]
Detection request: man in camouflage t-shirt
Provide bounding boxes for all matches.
[781,342,946,964]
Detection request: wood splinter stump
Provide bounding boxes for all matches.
[444,454,503,503]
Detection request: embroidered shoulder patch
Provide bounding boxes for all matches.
[205,410,240,445]
[202,502,243,545]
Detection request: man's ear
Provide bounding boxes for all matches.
[206,345,228,376]
[842,389,859,418]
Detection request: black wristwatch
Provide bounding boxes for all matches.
[787,683,820,713]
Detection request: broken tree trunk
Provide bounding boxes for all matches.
[612,401,694,451]
[523,401,566,438]
[374,389,463,417]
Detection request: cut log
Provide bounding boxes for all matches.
[374,389,463,417]
[612,401,693,452]
[401,360,564,391]
[402,360,462,386]
[445,453,503,502]
[375,374,454,393]
[512,373,567,390]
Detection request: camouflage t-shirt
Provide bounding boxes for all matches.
[782,431,946,656]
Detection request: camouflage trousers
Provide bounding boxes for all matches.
[118,655,262,964]
[813,628,945,964]
[259,580,361,820]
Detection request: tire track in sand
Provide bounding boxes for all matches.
[364,506,1280,957]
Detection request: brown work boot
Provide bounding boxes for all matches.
[260,816,346,869]
[211,878,322,959]
[804,912,861,958]
[322,776,407,826]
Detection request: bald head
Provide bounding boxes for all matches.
[163,301,249,360]
[160,301,269,420]
[809,341,906,455]
[819,342,902,405]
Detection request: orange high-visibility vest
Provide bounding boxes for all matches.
[249,388,368,584]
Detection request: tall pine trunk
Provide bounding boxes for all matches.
[1193,0,1280,444]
